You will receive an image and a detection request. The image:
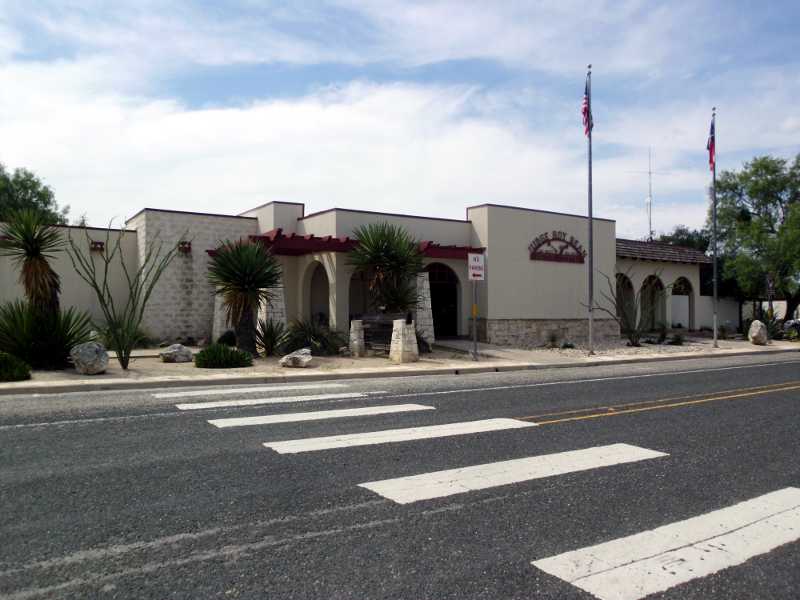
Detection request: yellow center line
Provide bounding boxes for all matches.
[518,381,800,426]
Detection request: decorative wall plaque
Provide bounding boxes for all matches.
[528,231,587,264]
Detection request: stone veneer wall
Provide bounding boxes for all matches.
[485,318,619,348]
[128,210,258,341]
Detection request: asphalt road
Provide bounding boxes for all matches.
[1,352,799,599]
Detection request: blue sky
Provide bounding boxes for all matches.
[0,0,798,237]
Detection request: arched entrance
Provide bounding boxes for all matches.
[641,275,666,331]
[615,273,636,334]
[425,263,459,338]
[308,262,330,326]
[349,271,370,321]
[671,276,695,330]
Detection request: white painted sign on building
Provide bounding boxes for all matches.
[468,253,485,281]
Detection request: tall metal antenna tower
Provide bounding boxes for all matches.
[627,147,670,241]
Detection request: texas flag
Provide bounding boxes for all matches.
[706,116,715,171]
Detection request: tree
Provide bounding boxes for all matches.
[66,226,180,369]
[0,164,68,225]
[207,240,282,356]
[657,225,709,252]
[713,154,800,319]
[348,222,424,314]
[0,209,63,316]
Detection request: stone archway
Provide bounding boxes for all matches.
[424,263,460,338]
[307,262,330,326]
[348,270,370,321]
[641,275,666,331]
[671,276,695,330]
[615,273,636,334]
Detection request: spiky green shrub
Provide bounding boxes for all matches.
[284,319,345,356]
[194,343,253,369]
[207,240,282,356]
[0,351,31,381]
[256,319,288,357]
[348,222,424,313]
[0,300,92,369]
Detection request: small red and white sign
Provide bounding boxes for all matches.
[468,253,485,281]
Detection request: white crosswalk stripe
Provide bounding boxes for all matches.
[156,383,345,399]
[175,391,383,411]
[532,487,800,600]
[262,418,536,454]
[359,443,667,504]
[208,404,435,428]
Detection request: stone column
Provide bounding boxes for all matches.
[415,272,435,346]
[259,285,288,327]
[389,319,419,363]
[211,291,228,341]
[349,320,366,357]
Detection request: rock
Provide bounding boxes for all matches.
[748,320,768,345]
[339,345,351,357]
[280,347,314,368]
[158,340,170,348]
[159,344,193,363]
[70,342,109,375]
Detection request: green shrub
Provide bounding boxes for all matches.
[256,319,288,357]
[0,351,31,381]
[216,330,237,346]
[0,301,92,369]
[98,325,152,350]
[786,328,799,341]
[195,344,253,369]
[667,333,685,346]
[284,319,345,356]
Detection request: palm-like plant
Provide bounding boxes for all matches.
[348,222,424,313]
[207,240,282,355]
[0,209,63,315]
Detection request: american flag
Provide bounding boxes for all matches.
[582,75,593,136]
[706,116,715,171]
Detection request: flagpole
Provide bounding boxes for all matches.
[711,107,718,348]
[587,65,595,356]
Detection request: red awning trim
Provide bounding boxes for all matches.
[206,229,484,259]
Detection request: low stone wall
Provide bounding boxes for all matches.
[486,318,619,347]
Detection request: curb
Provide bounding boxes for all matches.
[1,347,796,396]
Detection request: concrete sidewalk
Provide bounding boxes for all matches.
[0,338,797,396]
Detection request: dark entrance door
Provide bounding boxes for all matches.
[426,263,459,338]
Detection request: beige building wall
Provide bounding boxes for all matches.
[126,209,258,341]
[467,205,618,346]
[0,224,138,324]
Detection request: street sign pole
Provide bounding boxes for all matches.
[468,253,485,362]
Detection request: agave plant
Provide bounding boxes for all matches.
[256,319,289,357]
[207,240,282,355]
[348,222,424,313]
[0,209,64,315]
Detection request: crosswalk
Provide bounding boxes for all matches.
[166,381,800,599]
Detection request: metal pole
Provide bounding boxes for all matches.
[711,107,719,348]
[472,280,478,361]
[587,65,595,356]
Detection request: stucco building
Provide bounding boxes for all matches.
[1,201,740,347]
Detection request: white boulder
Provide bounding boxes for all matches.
[280,347,314,368]
[70,342,109,375]
[748,320,768,345]
[159,344,193,363]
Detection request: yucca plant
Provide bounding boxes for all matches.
[0,209,63,316]
[207,240,282,356]
[284,319,345,356]
[256,319,288,357]
[348,222,424,313]
[0,300,91,369]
